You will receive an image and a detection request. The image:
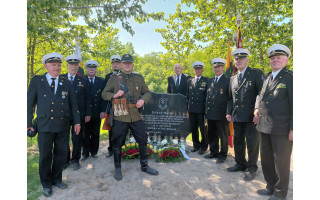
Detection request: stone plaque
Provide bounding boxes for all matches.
[141,92,190,138]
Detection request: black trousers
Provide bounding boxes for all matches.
[233,122,260,172]
[67,119,85,163]
[83,117,101,156]
[111,120,147,148]
[260,132,292,198]
[38,130,69,188]
[189,112,208,151]
[207,119,229,159]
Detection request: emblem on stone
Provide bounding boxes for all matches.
[158,97,168,110]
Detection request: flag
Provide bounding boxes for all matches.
[236,26,243,48]
[75,41,85,76]
[225,42,234,148]
[225,42,233,77]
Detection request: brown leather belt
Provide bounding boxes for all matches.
[128,103,136,108]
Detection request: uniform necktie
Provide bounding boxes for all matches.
[51,78,56,93]
[89,78,93,88]
[214,77,218,84]
[268,75,273,87]
[238,73,243,84]
[70,76,73,84]
[175,75,180,89]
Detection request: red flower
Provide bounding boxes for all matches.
[172,152,179,157]
[132,149,137,154]
[122,152,125,157]
[127,149,132,154]
[149,149,152,154]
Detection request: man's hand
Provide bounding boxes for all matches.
[85,116,91,123]
[253,109,259,124]
[113,90,125,98]
[288,130,293,141]
[74,124,81,135]
[226,115,232,123]
[100,112,105,120]
[27,127,34,132]
[136,99,145,109]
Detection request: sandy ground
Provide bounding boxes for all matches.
[40,140,293,200]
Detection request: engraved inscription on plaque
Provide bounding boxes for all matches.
[141,92,190,138]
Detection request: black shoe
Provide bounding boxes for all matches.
[227,165,247,172]
[244,171,256,181]
[91,154,98,158]
[257,188,274,196]
[204,154,218,159]
[81,155,89,161]
[72,162,80,170]
[114,168,122,181]
[141,165,159,176]
[269,195,286,200]
[216,158,225,164]
[198,150,206,155]
[106,151,113,158]
[191,148,200,152]
[53,181,68,189]
[43,187,52,197]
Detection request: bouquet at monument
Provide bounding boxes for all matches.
[121,143,153,160]
[154,147,184,163]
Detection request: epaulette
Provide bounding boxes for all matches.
[251,68,264,74]
[95,76,103,81]
[133,73,142,77]
[284,69,293,75]
[60,75,68,81]
[77,75,86,81]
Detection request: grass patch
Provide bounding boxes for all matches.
[27,137,42,200]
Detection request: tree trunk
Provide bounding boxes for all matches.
[29,37,37,85]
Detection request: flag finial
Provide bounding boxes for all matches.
[236,12,242,27]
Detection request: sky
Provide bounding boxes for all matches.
[75,0,194,56]
[112,0,193,56]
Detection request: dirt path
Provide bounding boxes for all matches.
[40,140,293,200]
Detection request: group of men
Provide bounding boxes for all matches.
[167,44,292,200]
[27,43,292,200]
[27,53,159,197]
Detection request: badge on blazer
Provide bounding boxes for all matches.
[136,85,139,90]
[78,82,83,87]
[201,82,206,87]
[276,83,286,89]
[249,81,252,86]
[220,88,223,94]
[62,91,68,99]
[59,82,63,85]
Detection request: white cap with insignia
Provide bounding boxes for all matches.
[211,58,226,67]
[192,61,205,69]
[267,44,291,58]
[232,48,250,58]
[110,55,121,63]
[85,60,99,68]
[42,52,63,64]
[65,55,81,64]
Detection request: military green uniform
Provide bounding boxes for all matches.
[101,70,158,180]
